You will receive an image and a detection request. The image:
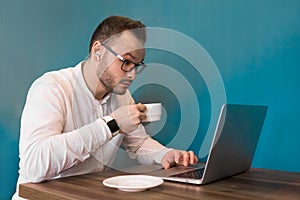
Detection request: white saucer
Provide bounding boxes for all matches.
[103,175,164,192]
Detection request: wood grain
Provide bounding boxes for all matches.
[19,168,300,200]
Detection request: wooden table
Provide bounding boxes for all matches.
[19,168,300,200]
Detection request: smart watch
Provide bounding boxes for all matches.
[102,116,120,137]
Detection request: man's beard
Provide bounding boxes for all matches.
[98,68,129,95]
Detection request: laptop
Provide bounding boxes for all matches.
[131,104,268,185]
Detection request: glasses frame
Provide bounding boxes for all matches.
[100,42,146,74]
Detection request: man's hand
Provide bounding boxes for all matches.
[161,150,198,169]
[111,103,147,133]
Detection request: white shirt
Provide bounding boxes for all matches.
[13,61,170,199]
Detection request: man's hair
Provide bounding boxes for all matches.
[89,16,146,53]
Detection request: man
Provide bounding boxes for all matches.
[13,16,198,199]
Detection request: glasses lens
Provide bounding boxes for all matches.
[136,63,146,74]
[121,61,134,71]
[121,61,146,74]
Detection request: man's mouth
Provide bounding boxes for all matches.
[119,80,132,87]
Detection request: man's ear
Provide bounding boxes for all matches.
[92,41,103,61]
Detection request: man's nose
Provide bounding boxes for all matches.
[126,69,136,80]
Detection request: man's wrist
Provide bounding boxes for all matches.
[102,116,120,137]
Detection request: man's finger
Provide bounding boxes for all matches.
[188,151,197,164]
[161,153,176,169]
[174,150,183,164]
[139,113,147,121]
[182,151,190,166]
[161,161,171,169]
[136,103,146,112]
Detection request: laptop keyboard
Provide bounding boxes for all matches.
[170,168,205,179]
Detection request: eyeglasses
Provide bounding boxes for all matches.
[101,42,146,74]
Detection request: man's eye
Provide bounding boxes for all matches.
[124,60,131,65]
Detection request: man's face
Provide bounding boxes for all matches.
[97,31,145,95]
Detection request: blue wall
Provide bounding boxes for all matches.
[1,0,299,199]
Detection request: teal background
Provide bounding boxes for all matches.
[1,0,300,199]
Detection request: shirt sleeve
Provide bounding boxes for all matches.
[122,125,172,164]
[19,80,112,183]
[122,96,172,164]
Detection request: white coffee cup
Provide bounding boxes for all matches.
[142,103,162,122]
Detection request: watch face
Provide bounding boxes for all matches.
[107,119,119,133]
